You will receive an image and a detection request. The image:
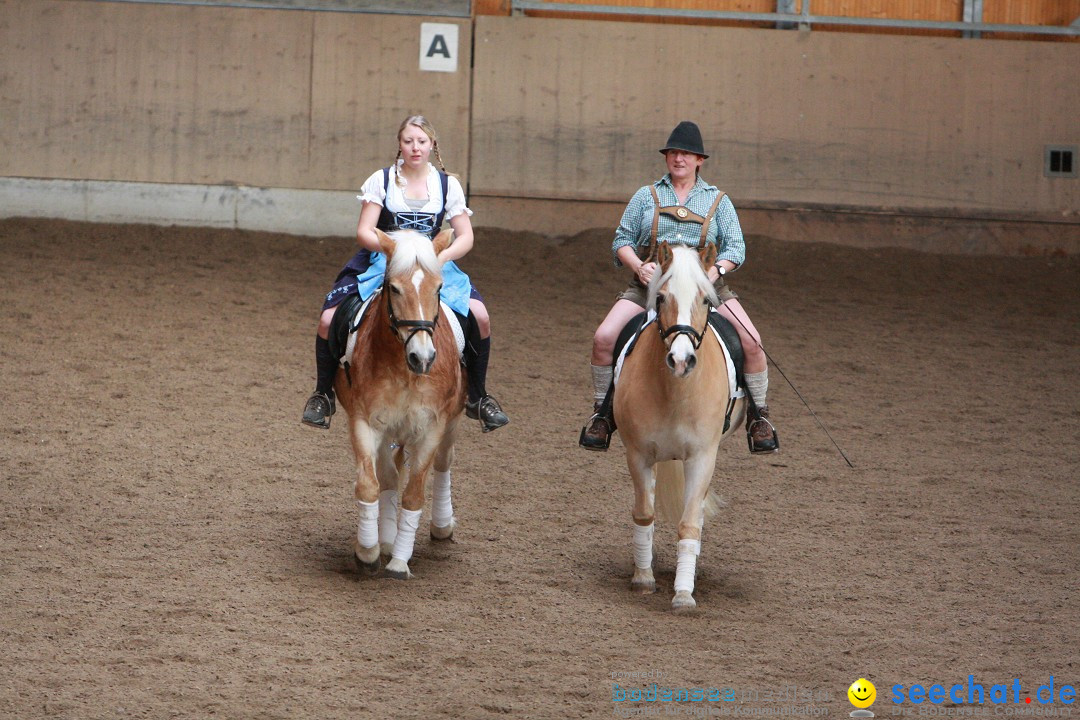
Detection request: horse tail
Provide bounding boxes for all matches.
[654,460,724,525]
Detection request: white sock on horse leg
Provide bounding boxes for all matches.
[379,489,399,545]
[673,539,701,594]
[431,470,453,529]
[356,499,379,549]
[632,522,654,569]
[591,364,613,405]
[391,508,423,563]
[745,369,769,407]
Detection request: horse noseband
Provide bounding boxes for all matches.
[658,322,706,349]
[385,286,439,345]
[655,294,708,350]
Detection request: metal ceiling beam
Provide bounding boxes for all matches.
[511,1,1080,38]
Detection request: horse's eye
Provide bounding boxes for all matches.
[390,285,402,295]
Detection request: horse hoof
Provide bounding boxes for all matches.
[631,568,655,594]
[379,542,395,560]
[353,541,381,576]
[671,591,697,612]
[430,520,456,542]
[354,554,381,576]
[383,557,412,580]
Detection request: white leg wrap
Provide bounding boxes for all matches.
[378,489,399,546]
[673,539,701,594]
[356,499,379,549]
[390,508,423,563]
[632,523,654,570]
[431,470,454,529]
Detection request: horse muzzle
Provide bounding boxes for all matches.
[405,340,436,375]
[661,325,703,378]
[665,347,697,378]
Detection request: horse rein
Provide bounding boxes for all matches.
[383,285,440,345]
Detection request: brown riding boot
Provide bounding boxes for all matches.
[747,404,779,454]
[579,403,613,451]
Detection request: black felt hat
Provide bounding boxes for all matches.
[659,121,708,159]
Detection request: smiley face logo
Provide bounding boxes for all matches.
[848,678,876,709]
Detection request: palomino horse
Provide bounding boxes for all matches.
[335,228,465,579]
[614,242,747,611]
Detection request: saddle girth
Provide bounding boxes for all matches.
[643,185,726,263]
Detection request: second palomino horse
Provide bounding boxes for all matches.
[335,228,466,579]
[614,242,747,610]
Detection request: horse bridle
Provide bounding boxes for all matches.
[384,284,440,345]
[654,293,711,350]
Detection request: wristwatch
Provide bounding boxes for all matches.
[714,263,727,276]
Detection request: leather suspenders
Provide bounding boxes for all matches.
[643,185,726,263]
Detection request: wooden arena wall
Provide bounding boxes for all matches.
[0,0,472,189]
[468,15,1079,219]
[1,0,1078,244]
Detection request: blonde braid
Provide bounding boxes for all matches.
[394,149,407,190]
[432,142,447,174]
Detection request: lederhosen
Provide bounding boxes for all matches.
[323,167,483,311]
[617,185,733,306]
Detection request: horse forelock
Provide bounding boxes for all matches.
[386,229,442,279]
[647,245,718,311]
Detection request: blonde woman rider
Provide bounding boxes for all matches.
[302,115,509,433]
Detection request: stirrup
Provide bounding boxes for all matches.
[579,413,612,451]
[746,415,779,454]
[466,394,509,433]
[301,391,336,430]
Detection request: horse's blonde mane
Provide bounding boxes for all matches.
[386,229,442,278]
[646,245,718,310]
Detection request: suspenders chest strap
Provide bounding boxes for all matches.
[645,185,727,261]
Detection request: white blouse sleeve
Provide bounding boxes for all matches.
[357,169,387,206]
[444,176,473,219]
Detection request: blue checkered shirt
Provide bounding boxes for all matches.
[612,174,746,270]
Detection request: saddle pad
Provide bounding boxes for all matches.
[340,292,465,368]
[613,309,744,401]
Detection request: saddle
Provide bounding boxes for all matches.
[328,292,367,364]
[608,310,746,433]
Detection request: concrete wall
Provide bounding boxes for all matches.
[469,16,1080,220]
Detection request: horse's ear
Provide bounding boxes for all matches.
[700,243,717,268]
[431,228,453,258]
[375,228,395,255]
[657,242,673,269]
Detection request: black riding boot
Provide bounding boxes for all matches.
[301,335,337,429]
[463,320,509,432]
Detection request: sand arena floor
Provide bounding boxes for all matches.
[1,218,1077,719]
